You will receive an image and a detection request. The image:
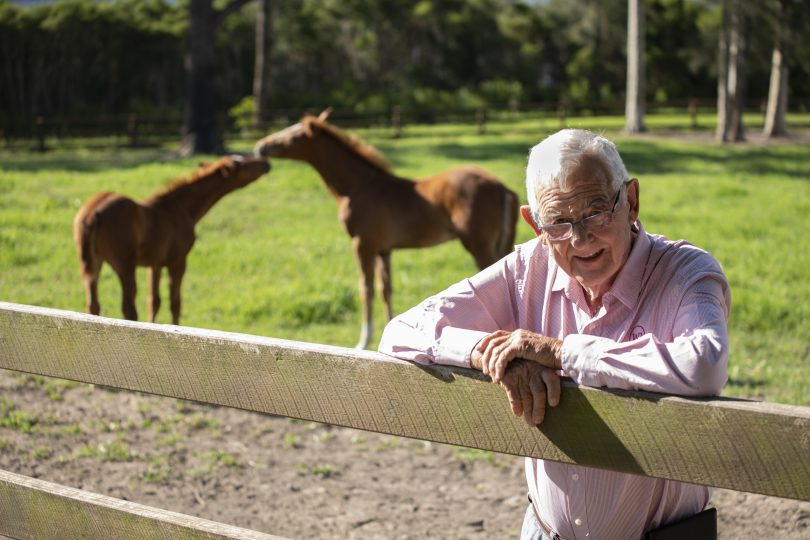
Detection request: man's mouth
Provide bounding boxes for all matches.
[575,249,604,262]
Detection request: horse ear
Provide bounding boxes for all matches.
[318,107,333,121]
[302,118,314,137]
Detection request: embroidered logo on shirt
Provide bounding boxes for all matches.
[629,325,646,340]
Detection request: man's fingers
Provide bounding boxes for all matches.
[528,372,547,426]
[520,376,533,425]
[476,330,508,353]
[541,368,561,407]
[491,341,518,384]
[478,332,508,377]
[501,377,523,418]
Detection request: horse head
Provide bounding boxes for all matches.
[220,155,271,188]
[253,107,391,174]
[253,107,334,160]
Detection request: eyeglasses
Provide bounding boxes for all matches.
[539,183,626,242]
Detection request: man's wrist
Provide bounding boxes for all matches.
[470,348,483,371]
[549,338,563,370]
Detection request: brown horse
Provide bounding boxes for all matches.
[254,110,519,349]
[73,155,270,324]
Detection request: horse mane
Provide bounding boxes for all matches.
[304,116,393,173]
[156,156,235,196]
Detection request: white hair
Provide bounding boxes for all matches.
[525,129,628,222]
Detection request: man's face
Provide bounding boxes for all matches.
[534,156,638,300]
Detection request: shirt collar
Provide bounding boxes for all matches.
[549,220,650,310]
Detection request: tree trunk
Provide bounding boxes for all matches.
[716,0,730,141]
[180,0,224,156]
[726,0,746,142]
[252,0,272,130]
[716,0,746,143]
[625,0,646,134]
[763,0,788,137]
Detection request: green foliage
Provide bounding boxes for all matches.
[451,447,498,466]
[3,0,808,125]
[284,432,302,449]
[298,463,337,478]
[0,399,39,433]
[229,96,256,132]
[78,441,133,462]
[0,118,808,406]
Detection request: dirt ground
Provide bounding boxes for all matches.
[0,368,807,539]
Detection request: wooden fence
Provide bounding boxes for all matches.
[0,302,808,539]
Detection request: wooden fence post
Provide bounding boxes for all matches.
[128,113,140,147]
[391,106,402,139]
[476,108,486,135]
[557,100,567,128]
[689,98,699,129]
[35,116,46,153]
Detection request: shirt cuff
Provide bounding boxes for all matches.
[435,327,490,368]
[560,333,614,384]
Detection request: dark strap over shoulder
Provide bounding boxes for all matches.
[645,508,717,540]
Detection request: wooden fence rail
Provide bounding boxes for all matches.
[1,302,809,538]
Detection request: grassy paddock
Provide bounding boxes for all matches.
[0,117,808,405]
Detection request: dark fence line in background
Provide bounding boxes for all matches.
[3,98,810,153]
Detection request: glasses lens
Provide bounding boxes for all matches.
[543,223,571,240]
[583,211,612,231]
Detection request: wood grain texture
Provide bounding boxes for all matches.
[0,470,284,540]
[1,302,809,502]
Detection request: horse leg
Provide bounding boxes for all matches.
[80,259,102,315]
[168,260,186,325]
[375,251,393,322]
[83,273,101,315]
[111,260,138,321]
[353,238,376,350]
[147,266,162,323]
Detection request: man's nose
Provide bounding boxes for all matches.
[569,222,592,246]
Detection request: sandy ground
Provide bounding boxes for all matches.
[0,368,807,539]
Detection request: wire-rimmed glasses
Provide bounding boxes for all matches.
[539,182,627,242]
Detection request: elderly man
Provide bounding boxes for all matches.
[378,129,730,540]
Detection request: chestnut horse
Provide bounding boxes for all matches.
[73,155,270,324]
[254,110,518,349]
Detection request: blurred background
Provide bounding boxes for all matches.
[1,0,808,153]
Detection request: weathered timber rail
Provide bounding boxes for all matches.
[0,302,808,538]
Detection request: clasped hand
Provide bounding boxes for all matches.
[472,330,564,426]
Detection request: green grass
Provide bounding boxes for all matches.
[0,115,808,405]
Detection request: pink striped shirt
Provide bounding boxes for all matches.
[379,221,731,540]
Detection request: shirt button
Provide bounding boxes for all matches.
[575,518,583,526]
[571,473,579,481]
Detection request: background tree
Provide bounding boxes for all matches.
[625,0,645,133]
[1,0,808,143]
[180,0,254,156]
[252,0,272,129]
[716,0,746,142]
[763,0,789,137]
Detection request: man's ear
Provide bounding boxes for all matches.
[520,205,543,237]
[626,178,640,223]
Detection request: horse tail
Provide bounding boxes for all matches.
[73,203,101,278]
[496,187,519,258]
